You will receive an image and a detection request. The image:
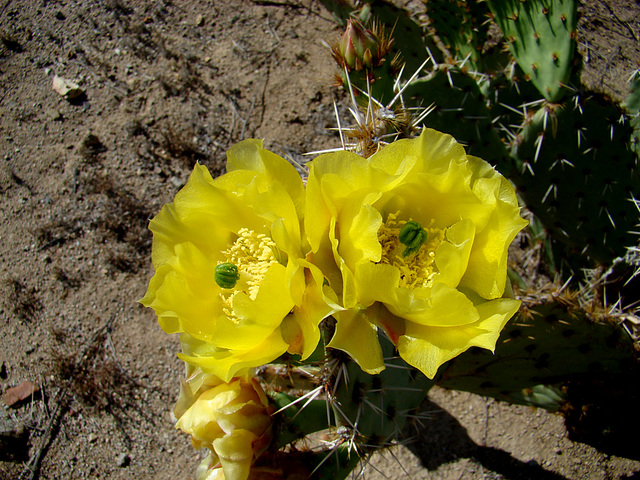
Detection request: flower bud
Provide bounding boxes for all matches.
[338,19,379,71]
[175,369,273,480]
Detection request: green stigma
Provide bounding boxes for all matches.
[398,220,428,257]
[215,263,240,289]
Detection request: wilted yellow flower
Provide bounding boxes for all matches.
[175,366,273,480]
[141,139,339,381]
[305,128,527,378]
[196,451,311,480]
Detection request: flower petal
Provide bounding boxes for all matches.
[142,242,223,340]
[397,282,479,327]
[213,429,257,480]
[328,307,385,374]
[214,264,294,350]
[225,138,305,219]
[398,297,521,378]
[281,259,342,359]
[433,219,475,289]
[179,332,289,383]
[460,158,528,299]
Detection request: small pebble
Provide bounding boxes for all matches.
[116,453,130,467]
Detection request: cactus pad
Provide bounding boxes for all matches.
[487,0,577,102]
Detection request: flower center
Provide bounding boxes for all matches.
[217,228,278,317]
[378,211,444,289]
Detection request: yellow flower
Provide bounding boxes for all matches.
[141,139,339,382]
[305,128,527,378]
[175,366,273,480]
[195,452,310,480]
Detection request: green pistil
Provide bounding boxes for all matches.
[215,263,240,289]
[398,220,428,257]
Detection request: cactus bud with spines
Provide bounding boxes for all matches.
[330,18,401,103]
[337,19,379,70]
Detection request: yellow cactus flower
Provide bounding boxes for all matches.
[305,128,528,378]
[175,366,273,480]
[195,451,310,480]
[141,139,339,382]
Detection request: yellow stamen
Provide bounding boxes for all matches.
[378,211,444,289]
[218,228,278,319]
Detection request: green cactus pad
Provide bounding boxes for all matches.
[330,334,434,445]
[358,1,444,77]
[623,70,640,157]
[438,297,637,410]
[403,67,510,166]
[509,94,640,266]
[424,0,492,71]
[487,0,577,102]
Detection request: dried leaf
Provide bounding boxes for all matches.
[3,380,39,407]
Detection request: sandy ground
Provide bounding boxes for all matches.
[1,1,639,479]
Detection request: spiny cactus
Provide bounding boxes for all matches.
[326,0,640,277]
[330,17,402,104]
[438,289,637,409]
[403,67,509,164]
[424,0,494,72]
[142,3,640,479]
[260,332,434,478]
[487,0,578,102]
[321,0,639,463]
[508,94,640,267]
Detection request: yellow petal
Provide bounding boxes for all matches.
[214,264,293,350]
[213,429,257,480]
[150,165,259,264]
[143,242,223,340]
[355,262,401,307]
[281,260,342,359]
[398,283,479,327]
[179,331,289,383]
[433,219,475,289]
[225,138,305,219]
[369,129,464,193]
[460,170,528,298]
[328,307,385,374]
[398,297,521,378]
